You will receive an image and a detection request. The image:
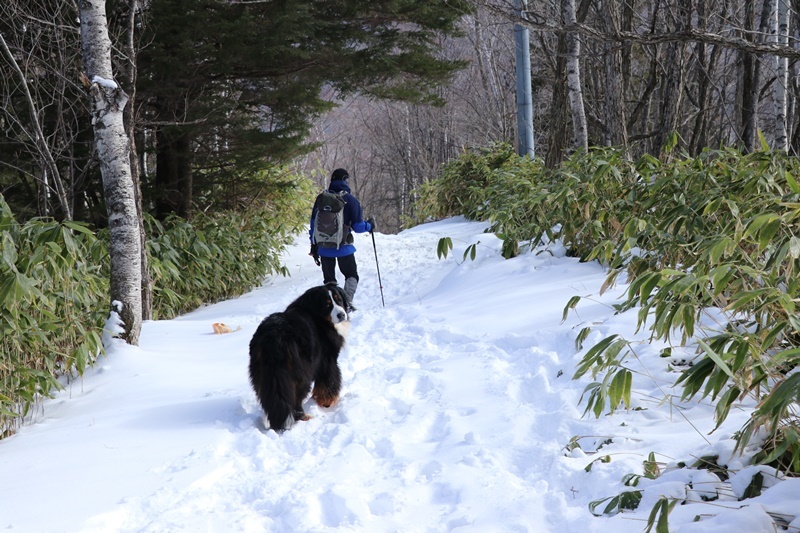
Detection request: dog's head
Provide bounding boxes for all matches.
[286,285,347,324]
[324,282,349,324]
[289,284,349,325]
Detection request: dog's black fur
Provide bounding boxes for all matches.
[248,284,348,432]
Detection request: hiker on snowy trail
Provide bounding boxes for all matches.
[309,168,375,312]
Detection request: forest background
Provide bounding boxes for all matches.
[7,0,800,236]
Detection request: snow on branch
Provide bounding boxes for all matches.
[91,76,119,90]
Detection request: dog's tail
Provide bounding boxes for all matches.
[250,344,302,432]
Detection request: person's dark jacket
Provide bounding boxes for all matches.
[309,179,372,258]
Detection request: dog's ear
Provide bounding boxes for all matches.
[333,287,347,308]
[322,283,343,306]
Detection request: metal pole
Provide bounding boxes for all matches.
[371,230,385,307]
[514,0,535,158]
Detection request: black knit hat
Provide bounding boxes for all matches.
[331,168,349,182]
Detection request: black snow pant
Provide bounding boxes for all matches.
[320,254,359,285]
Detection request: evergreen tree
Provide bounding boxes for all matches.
[136,0,472,218]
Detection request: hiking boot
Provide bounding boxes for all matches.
[344,277,358,314]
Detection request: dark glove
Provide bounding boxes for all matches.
[310,244,320,266]
[366,217,376,233]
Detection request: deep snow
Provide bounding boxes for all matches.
[1,217,798,532]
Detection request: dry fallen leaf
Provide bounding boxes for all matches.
[212,323,241,334]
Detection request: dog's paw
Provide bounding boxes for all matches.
[314,395,339,408]
[292,409,313,422]
[312,384,341,408]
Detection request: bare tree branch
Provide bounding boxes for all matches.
[0,31,72,219]
[480,2,800,60]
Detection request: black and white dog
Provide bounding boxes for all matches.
[248,284,349,432]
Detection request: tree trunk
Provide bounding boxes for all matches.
[740,0,759,152]
[774,0,790,151]
[654,0,690,155]
[562,0,588,152]
[545,32,570,168]
[545,0,591,166]
[690,0,713,154]
[78,0,142,345]
[599,0,629,152]
[155,126,193,220]
[123,0,153,320]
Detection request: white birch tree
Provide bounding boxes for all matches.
[78,0,142,344]
[562,0,588,152]
[773,0,789,152]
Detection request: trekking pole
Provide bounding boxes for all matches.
[371,230,385,307]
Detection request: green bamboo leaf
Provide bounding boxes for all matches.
[645,497,675,533]
[757,437,792,466]
[74,345,89,375]
[589,496,614,516]
[589,491,642,516]
[436,237,453,260]
[756,373,800,416]
[777,292,796,314]
[462,243,477,262]
[622,370,632,409]
[574,334,621,379]
[0,272,15,305]
[639,272,662,303]
[578,382,600,417]
[745,213,778,239]
[759,218,782,250]
[623,218,641,238]
[708,237,735,263]
[671,274,697,296]
[681,304,696,339]
[609,369,633,411]
[744,213,775,237]
[1,233,18,268]
[725,198,740,218]
[501,238,518,259]
[702,198,722,216]
[584,455,611,472]
[713,386,740,430]
[758,130,771,152]
[644,452,660,479]
[785,170,800,194]
[696,338,735,379]
[599,269,621,296]
[788,236,800,259]
[592,386,604,418]
[575,326,591,351]
[762,322,788,349]
[623,473,642,486]
[63,220,96,236]
[772,346,800,366]
[562,295,581,323]
[660,500,678,533]
[726,289,769,311]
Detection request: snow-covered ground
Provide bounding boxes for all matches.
[1,217,797,532]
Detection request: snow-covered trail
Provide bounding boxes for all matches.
[86,219,622,532]
[2,218,651,532]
